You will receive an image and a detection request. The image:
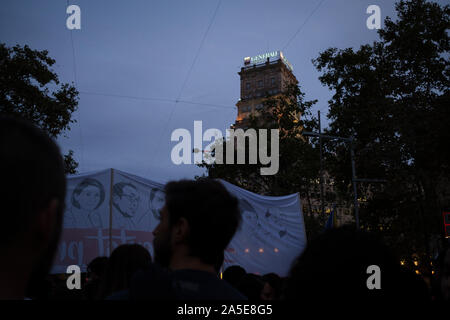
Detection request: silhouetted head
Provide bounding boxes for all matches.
[261,273,282,300]
[223,265,247,288]
[0,116,66,299]
[87,256,109,281]
[237,273,264,301]
[98,244,151,299]
[152,178,241,269]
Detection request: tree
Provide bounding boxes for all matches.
[198,84,329,239]
[313,0,449,272]
[0,43,79,174]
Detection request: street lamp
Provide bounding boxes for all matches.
[302,130,386,230]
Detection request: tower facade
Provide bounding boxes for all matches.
[234,51,298,129]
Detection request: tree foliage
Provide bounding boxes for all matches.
[0,43,79,174]
[199,84,328,239]
[313,0,449,271]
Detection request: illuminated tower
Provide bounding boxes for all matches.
[234,51,298,129]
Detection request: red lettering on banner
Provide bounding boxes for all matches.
[52,228,154,273]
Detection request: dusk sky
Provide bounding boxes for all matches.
[2,0,446,184]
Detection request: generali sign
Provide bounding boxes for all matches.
[244,50,293,71]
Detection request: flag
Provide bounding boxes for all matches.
[324,205,337,230]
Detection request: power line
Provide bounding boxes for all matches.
[67,0,85,172]
[159,0,223,144]
[176,0,222,102]
[149,0,223,174]
[69,30,78,84]
[282,0,326,51]
[79,90,235,111]
[178,98,234,111]
[80,91,173,103]
[67,0,78,84]
[165,0,223,135]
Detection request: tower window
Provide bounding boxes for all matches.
[258,80,263,88]
[241,106,251,113]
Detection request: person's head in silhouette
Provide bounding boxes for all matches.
[152,178,241,274]
[87,256,109,282]
[237,273,264,300]
[285,225,429,303]
[85,256,109,300]
[98,244,151,299]
[0,116,66,299]
[260,273,282,300]
[223,265,247,289]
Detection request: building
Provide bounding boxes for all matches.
[232,51,354,226]
[234,51,298,129]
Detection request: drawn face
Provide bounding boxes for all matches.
[150,190,165,220]
[116,185,140,217]
[243,210,258,225]
[266,208,286,228]
[267,210,283,227]
[75,185,101,211]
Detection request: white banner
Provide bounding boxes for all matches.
[52,169,164,273]
[52,169,306,277]
[220,180,306,277]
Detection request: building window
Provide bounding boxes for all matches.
[271,77,275,86]
[246,82,251,90]
[258,80,263,88]
[241,106,251,113]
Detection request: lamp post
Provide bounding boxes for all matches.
[302,130,386,230]
[318,111,325,217]
[302,131,360,228]
[350,136,359,229]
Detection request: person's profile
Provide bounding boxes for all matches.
[149,188,165,221]
[65,178,106,228]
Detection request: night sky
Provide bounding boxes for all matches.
[2,0,445,183]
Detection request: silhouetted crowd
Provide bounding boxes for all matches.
[1,116,449,303]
